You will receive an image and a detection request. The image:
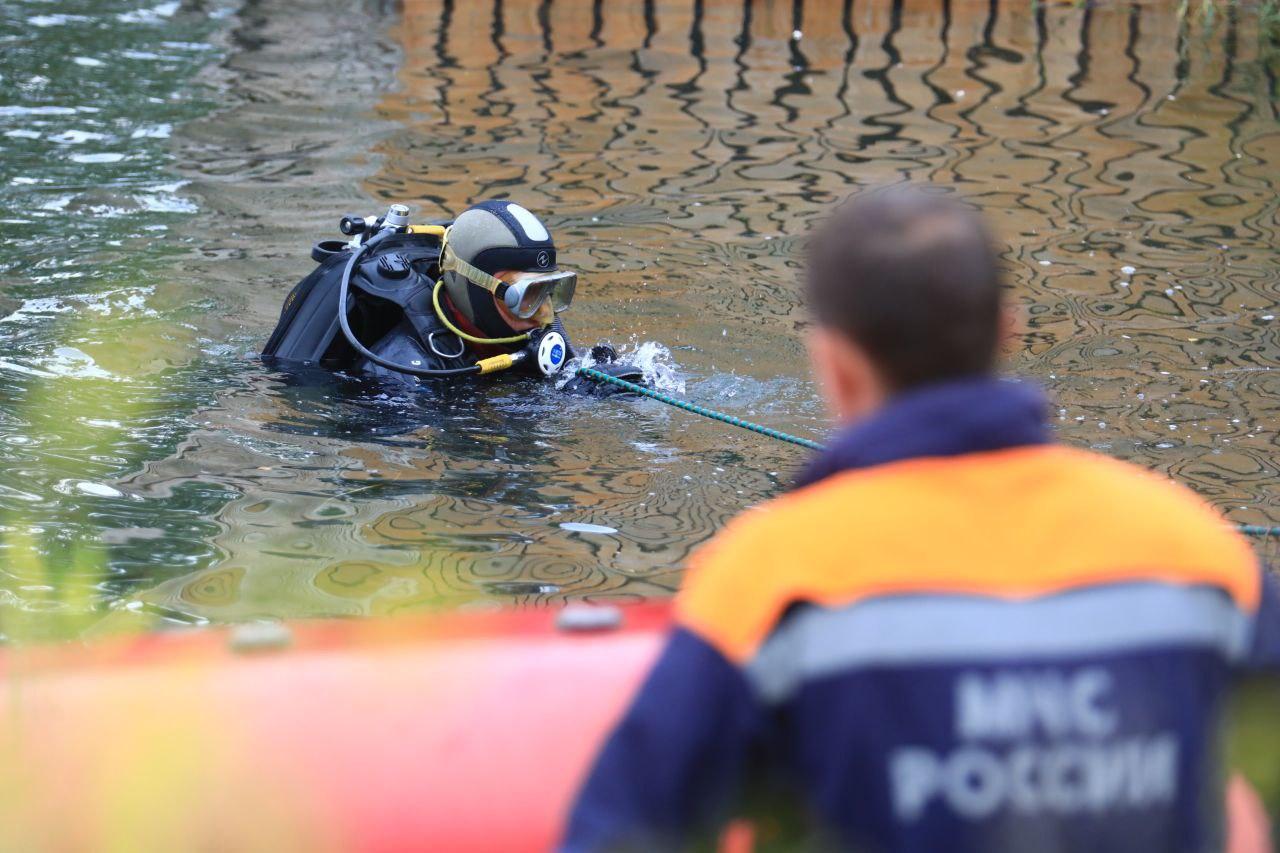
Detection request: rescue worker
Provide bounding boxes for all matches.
[263,199,640,392]
[563,187,1280,851]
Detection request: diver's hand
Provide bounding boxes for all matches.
[561,344,648,396]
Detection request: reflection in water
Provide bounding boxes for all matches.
[3,1,1278,631]
[0,0,244,640]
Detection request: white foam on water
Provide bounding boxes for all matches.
[559,522,618,535]
[0,346,119,380]
[49,129,108,144]
[38,194,73,211]
[53,480,127,499]
[0,297,72,323]
[29,14,91,27]
[81,288,157,317]
[629,341,685,393]
[563,339,686,394]
[43,347,115,379]
[26,181,195,218]
[69,152,125,164]
[0,105,77,116]
[135,189,197,213]
[1,289,157,323]
[74,481,124,498]
[130,122,172,139]
[116,2,179,24]
[0,360,55,378]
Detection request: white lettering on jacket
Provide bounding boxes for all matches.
[888,668,1178,821]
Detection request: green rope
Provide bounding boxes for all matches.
[575,367,1280,539]
[576,367,825,451]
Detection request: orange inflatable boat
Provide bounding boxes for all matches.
[0,602,670,852]
[0,601,1269,852]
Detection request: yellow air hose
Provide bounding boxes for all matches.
[426,226,531,345]
[399,224,530,372]
[431,280,531,345]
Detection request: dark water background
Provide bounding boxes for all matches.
[0,0,1276,637]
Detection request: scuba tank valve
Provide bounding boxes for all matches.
[383,204,410,232]
[339,204,412,239]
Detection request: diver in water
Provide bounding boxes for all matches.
[262,199,640,392]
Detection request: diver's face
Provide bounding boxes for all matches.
[493,270,555,331]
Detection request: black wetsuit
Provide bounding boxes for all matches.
[263,232,638,393]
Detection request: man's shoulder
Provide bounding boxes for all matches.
[1028,445,1255,562]
[684,443,1227,554]
[720,443,1247,556]
[675,444,1258,663]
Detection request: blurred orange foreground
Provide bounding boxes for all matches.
[0,603,670,852]
[0,601,1270,852]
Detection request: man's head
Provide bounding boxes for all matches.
[442,200,572,337]
[805,186,1006,424]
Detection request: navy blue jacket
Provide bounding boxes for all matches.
[564,379,1280,852]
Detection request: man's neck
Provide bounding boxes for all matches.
[796,375,1050,490]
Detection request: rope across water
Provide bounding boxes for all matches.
[574,366,1280,540]
[576,367,824,451]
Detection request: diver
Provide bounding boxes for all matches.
[262,199,641,392]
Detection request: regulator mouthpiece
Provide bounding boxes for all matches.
[533,329,568,377]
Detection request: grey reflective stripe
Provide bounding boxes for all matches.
[746,583,1252,704]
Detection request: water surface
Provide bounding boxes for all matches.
[0,0,1276,635]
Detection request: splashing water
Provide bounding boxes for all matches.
[626,342,686,395]
[564,340,686,395]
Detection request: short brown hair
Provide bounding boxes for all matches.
[805,187,1004,391]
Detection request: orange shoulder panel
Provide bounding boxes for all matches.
[676,445,1259,663]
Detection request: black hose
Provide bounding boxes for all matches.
[336,235,481,378]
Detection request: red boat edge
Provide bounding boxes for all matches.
[0,601,673,852]
[0,600,1268,852]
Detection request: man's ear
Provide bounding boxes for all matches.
[807,326,885,425]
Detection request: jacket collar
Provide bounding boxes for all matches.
[795,376,1051,490]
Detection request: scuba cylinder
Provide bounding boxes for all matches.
[261,204,570,381]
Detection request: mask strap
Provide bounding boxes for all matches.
[440,229,510,301]
[432,227,531,346]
